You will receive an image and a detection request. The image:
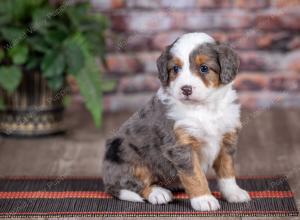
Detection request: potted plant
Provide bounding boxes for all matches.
[0,0,111,136]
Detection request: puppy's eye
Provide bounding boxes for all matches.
[200,65,209,74]
[173,65,180,74]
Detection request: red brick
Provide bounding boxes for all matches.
[137,52,160,73]
[126,0,161,8]
[280,7,300,30]
[91,0,125,10]
[151,31,184,50]
[255,10,283,30]
[127,0,198,8]
[269,74,300,92]
[239,52,281,71]
[256,32,290,50]
[110,13,128,32]
[113,10,254,33]
[256,7,300,31]
[271,0,300,8]
[118,74,160,93]
[106,52,161,74]
[212,31,257,50]
[287,36,300,50]
[234,0,269,10]
[106,53,142,74]
[184,10,254,30]
[234,73,268,91]
[106,32,152,52]
[127,11,174,33]
[281,50,300,72]
[197,0,233,8]
[162,0,198,8]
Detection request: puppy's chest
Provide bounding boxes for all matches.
[168,103,240,171]
[170,103,240,139]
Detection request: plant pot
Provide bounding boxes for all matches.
[0,71,67,137]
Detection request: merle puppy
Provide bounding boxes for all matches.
[102,32,250,211]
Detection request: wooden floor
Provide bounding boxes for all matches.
[0,101,299,220]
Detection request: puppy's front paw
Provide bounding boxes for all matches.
[147,186,173,204]
[190,195,220,211]
[222,186,251,203]
[219,178,251,203]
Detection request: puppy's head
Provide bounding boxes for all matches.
[157,32,239,103]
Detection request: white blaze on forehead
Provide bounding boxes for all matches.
[170,33,215,59]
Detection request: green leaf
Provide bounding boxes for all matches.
[32,6,53,30]
[75,60,102,127]
[0,97,5,110]
[0,66,22,93]
[11,0,28,20]
[63,95,72,108]
[63,38,85,75]
[0,14,12,26]
[8,44,28,65]
[66,3,89,28]
[47,75,64,91]
[41,51,65,77]
[44,29,68,46]
[0,27,25,42]
[72,34,102,127]
[101,79,117,93]
[25,56,40,70]
[0,1,14,21]
[26,0,46,8]
[0,49,4,63]
[27,35,50,53]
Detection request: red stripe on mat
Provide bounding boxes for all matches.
[0,210,298,216]
[0,191,294,199]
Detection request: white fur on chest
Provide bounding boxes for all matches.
[157,86,240,172]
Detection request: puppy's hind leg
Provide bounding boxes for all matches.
[134,165,173,204]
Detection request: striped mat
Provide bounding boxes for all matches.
[0,176,298,218]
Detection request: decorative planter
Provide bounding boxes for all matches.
[0,71,67,137]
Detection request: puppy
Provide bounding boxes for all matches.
[102,32,250,211]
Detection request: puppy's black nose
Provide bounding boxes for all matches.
[181,85,192,96]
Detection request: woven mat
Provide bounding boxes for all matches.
[0,176,298,218]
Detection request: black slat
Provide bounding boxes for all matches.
[0,176,291,192]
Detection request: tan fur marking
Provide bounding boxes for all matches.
[178,151,210,197]
[174,127,205,151]
[175,127,210,197]
[142,186,153,199]
[133,165,154,198]
[205,70,221,88]
[213,130,239,178]
[195,55,209,65]
[193,55,221,88]
[167,57,183,83]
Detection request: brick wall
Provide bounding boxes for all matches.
[89,0,300,112]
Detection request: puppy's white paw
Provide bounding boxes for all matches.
[222,187,251,203]
[119,189,144,202]
[219,178,251,203]
[190,195,220,211]
[147,186,173,204]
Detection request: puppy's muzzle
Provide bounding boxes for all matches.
[181,85,193,96]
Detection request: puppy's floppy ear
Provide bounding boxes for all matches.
[157,46,170,87]
[217,44,240,84]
